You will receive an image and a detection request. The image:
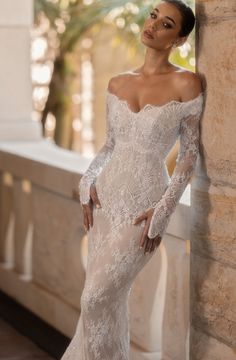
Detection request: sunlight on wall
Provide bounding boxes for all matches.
[31,12,57,138]
[80,53,94,157]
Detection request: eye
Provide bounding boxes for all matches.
[149,11,157,19]
[148,12,172,29]
[163,22,172,29]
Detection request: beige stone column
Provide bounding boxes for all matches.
[0,0,41,140]
[191,1,236,359]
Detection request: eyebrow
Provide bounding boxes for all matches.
[153,8,176,26]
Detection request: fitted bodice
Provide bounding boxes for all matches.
[106,90,203,156]
[79,89,204,238]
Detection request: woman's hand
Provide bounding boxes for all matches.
[133,208,162,254]
[82,184,101,232]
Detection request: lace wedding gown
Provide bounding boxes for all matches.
[61,88,204,359]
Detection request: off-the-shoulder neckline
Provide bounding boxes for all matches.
[106,89,204,115]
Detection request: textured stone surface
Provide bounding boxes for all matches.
[197,5,236,186]
[190,326,236,360]
[191,184,236,267]
[191,1,236,355]
[32,185,86,309]
[197,0,236,21]
[190,254,236,347]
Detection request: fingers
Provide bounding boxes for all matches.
[90,184,102,209]
[82,205,89,231]
[136,209,161,253]
[149,237,157,253]
[82,201,93,231]
[83,213,89,232]
[133,212,147,225]
[139,220,149,248]
[150,237,156,252]
[140,234,162,254]
[144,236,152,254]
[87,203,93,228]
[82,184,102,232]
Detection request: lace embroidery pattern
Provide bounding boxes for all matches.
[148,94,204,238]
[61,90,204,360]
[61,208,155,360]
[78,90,204,239]
[78,99,115,205]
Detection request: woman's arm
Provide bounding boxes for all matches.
[78,99,115,205]
[147,93,204,239]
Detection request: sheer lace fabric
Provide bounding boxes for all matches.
[79,89,204,238]
[61,208,159,360]
[61,89,204,359]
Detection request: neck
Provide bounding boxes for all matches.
[139,47,174,76]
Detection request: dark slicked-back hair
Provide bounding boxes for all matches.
[161,0,195,37]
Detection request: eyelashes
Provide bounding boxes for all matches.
[149,11,156,18]
[148,12,172,29]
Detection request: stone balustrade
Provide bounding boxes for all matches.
[0,139,192,360]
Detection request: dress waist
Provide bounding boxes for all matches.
[94,151,169,225]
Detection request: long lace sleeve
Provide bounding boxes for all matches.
[147,93,204,239]
[78,99,115,205]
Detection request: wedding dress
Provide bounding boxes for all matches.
[61,87,204,359]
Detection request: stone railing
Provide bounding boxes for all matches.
[0,139,191,360]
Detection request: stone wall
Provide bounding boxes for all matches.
[191,1,236,359]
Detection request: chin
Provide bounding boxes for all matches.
[140,34,152,46]
[140,38,158,50]
[141,37,165,51]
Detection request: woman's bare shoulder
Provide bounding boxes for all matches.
[107,70,135,94]
[174,70,203,101]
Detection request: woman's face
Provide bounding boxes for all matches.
[141,1,185,50]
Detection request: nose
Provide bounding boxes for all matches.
[151,21,158,31]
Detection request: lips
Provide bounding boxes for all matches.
[143,30,154,39]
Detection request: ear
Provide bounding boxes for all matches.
[176,35,188,47]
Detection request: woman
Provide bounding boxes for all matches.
[61,0,204,359]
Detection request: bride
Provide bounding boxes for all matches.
[61,0,204,358]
